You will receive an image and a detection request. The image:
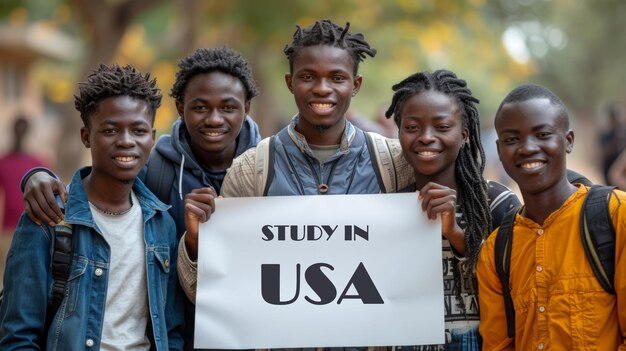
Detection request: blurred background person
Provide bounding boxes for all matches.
[598,102,626,184]
[0,116,48,287]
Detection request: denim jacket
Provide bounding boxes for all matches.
[0,167,184,350]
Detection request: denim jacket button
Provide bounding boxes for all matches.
[94,268,103,277]
[86,338,95,347]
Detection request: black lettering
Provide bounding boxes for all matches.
[261,225,274,241]
[261,264,300,305]
[337,262,383,304]
[304,263,336,304]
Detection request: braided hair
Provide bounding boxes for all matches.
[385,70,491,275]
[75,64,162,127]
[170,47,258,103]
[283,19,377,75]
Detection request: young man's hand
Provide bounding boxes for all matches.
[184,187,217,261]
[23,171,67,226]
[418,182,465,256]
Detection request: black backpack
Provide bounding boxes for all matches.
[493,184,617,338]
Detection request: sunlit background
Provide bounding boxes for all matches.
[1,0,625,187]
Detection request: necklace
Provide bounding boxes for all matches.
[89,194,134,216]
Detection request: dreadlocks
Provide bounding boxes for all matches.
[75,64,162,127]
[385,70,491,275]
[283,19,377,75]
[170,47,258,103]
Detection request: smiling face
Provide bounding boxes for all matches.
[177,71,249,169]
[285,45,362,143]
[81,95,155,184]
[495,97,574,195]
[398,90,467,187]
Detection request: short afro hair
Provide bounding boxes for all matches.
[283,19,377,75]
[74,64,162,127]
[496,84,569,127]
[170,47,258,103]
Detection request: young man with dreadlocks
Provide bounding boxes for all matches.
[0,64,184,350]
[385,70,520,350]
[178,17,412,296]
[477,84,626,350]
[18,47,260,350]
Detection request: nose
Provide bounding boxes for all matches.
[203,108,224,126]
[417,127,436,144]
[117,130,135,148]
[518,137,540,155]
[312,78,332,96]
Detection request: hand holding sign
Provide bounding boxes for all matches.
[184,187,216,260]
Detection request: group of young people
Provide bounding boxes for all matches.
[0,18,624,351]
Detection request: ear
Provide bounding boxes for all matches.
[351,75,363,97]
[461,127,469,147]
[565,129,575,153]
[175,100,184,118]
[285,74,293,94]
[244,100,251,115]
[80,126,91,148]
[495,139,502,161]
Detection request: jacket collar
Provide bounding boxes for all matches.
[287,115,356,158]
[64,167,170,227]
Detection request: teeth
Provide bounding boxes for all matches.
[115,156,135,162]
[522,161,544,169]
[311,103,333,109]
[203,131,224,136]
[418,151,438,156]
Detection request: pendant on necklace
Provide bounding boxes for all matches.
[318,184,329,194]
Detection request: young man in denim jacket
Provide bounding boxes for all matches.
[0,64,184,350]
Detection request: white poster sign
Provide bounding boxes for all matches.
[195,193,444,349]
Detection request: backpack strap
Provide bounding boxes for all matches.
[494,207,518,338]
[580,184,617,294]
[145,151,174,203]
[364,132,396,193]
[254,136,276,196]
[43,210,73,338]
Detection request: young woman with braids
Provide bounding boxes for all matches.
[385,70,520,351]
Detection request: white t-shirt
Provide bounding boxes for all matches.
[89,191,150,351]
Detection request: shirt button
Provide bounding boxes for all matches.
[536,265,543,272]
[538,342,545,350]
[537,229,544,235]
[539,306,546,313]
[94,268,103,277]
[86,338,94,347]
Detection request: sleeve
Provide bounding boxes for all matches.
[19,167,58,193]
[221,148,258,198]
[611,191,626,348]
[476,233,515,351]
[164,216,185,351]
[0,214,53,349]
[387,138,415,192]
[177,233,198,303]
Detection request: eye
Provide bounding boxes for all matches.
[222,105,237,112]
[103,128,117,135]
[501,136,518,144]
[301,74,314,80]
[332,75,347,82]
[192,105,208,111]
[537,132,552,139]
[133,128,149,135]
[436,124,451,131]
[403,124,419,132]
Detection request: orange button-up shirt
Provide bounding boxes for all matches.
[477,186,626,350]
